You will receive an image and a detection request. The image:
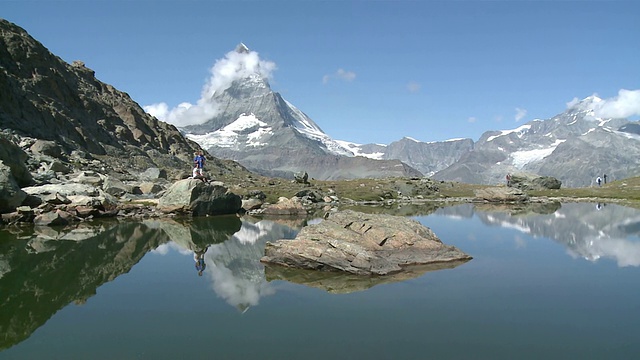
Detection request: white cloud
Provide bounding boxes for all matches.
[144,46,277,127]
[566,97,581,108]
[515,107,527,122]
[594,89,640,118]
[323,68,356,84]
[468,116,477,123]
[407,81,421,93]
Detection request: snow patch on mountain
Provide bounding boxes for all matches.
[285,100,354,156]
[487,124,532,142]
[185,113,272,149]
[334,140,385,159]
[510,139,565,169]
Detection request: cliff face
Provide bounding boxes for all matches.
[0,19,236,177]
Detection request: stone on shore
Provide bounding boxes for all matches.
[261,210,472,275]
[157,178,241,216]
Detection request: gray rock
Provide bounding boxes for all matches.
[261,210,472,275]
[139,167,167,181]
[102,176,130,197]
[30,140,62,158]
[474,186,529,202]
[509,174,562,191]
[0,162,27,213]
[33,210,73,226]
[242,198,264,211]
[138,182,163,195]
[158,179,242,216]
[262,197,307,216]
[0,135,33,187]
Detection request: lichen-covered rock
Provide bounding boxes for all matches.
[261,210,472,275]
[474,186,529,202]
[158,179,241,216]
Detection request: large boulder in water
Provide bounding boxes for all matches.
[158,179,242,216]
[261,210,472,275]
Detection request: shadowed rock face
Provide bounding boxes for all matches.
[261,210,472,275]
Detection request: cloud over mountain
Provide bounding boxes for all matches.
[144,44,277,127]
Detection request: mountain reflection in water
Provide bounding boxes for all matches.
[430,202,640,267]
[1,202,640,357]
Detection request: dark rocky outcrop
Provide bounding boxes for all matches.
[0,19,235,181]
[261,210,472,275]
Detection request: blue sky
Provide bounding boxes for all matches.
[3,0,639,144]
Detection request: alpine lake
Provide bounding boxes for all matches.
[1,201,639,360]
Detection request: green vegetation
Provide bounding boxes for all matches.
[529,177,640,208]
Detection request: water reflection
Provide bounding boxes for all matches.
[431,202,640,266]
[0,221,173,350]
[162,217,302,312]
[264,260,470,293]
[2,202,640,352]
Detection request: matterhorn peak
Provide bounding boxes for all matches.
[235,43,250,54]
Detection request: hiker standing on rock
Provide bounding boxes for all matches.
[194,150,206,177]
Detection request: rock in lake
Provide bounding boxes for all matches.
[261,210,472,275]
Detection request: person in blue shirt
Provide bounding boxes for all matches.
[194,247,208,276]
[193,150,206,178]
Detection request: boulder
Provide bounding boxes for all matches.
[474,187,529,202]
[0,136,33,187]
[0,162,27,213]
[509,174,562,191]
[261,210,472,275]
[531,176,562,190]
[139,167,167,181]
[294,171,309,184]
[102,176,130,197]
[138,182,163,195]
[30,140,63,158]
[158,179,242,216]
[33,210,75,226]
[262,197,307,216]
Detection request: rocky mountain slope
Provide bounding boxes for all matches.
[0,19,240,180]
[180,44,422,180]
[432,96,640,187]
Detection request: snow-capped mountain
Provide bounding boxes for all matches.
[433,96,640,187]
[180,44,422,180]
[344,137,474,177]
[178,44,638,186]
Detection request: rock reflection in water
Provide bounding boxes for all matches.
[264,259,471,294]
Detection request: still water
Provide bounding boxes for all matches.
[1,202,639,359]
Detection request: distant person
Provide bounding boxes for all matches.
[596,203,602,210]
[194,247,208,276]
[194,150,206,177]
[596,176,602,187]
[506,173,512,187]
[603,174,608,184]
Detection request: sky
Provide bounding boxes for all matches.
[3,0,639,145]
